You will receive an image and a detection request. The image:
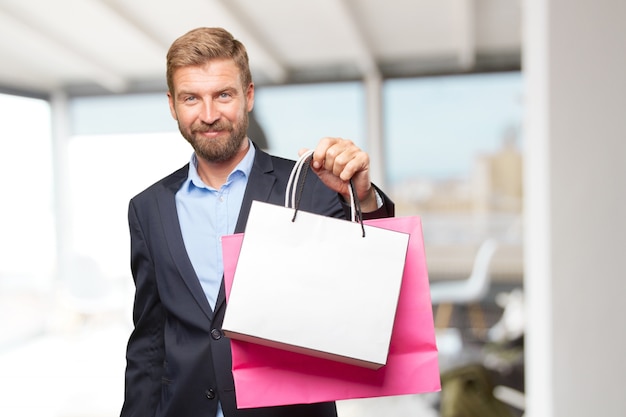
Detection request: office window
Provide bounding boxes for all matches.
[384,72,524,280]
[384,72,523,217]
[0,93,54,346]
[253,82,365,159]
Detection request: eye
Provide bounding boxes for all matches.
[184,95,197,103]
[217,90,235,102]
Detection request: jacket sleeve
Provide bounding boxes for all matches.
[120,199,164,417]
[340,184,395,220]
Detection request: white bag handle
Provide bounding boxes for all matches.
[285,150,365,236]
[285,150,315,208]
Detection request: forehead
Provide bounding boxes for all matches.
[172,58,243,93]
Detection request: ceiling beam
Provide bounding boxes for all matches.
[457,0,477,69]
[0,0,128,93]
[212,0,288,84]
[334,0,380,78]
[97,0,172,50]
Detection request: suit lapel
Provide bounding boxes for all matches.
[235,151,278,233]
[157,165,215,322]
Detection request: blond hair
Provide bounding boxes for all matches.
[166,27,252,94]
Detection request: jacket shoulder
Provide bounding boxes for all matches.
[130,164,189,204]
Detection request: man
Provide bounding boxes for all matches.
[121,27,394,417]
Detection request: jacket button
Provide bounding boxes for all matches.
[210,329,222,340]
[206,388,216,399]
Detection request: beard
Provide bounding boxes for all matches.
[179,111,249,163]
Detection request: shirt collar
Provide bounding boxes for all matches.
[185,138,256,191]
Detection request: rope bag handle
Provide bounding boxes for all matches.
[285,150,365,237]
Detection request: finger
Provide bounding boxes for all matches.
[322,140,356,174]
[339,151,369,181]
[312,137,337,169]
[330,142,363,179]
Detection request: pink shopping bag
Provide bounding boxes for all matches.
[222,215,441,409]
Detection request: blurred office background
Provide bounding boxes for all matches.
[0,1,624,416]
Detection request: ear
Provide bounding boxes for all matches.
[167,92,178,120]
[246,83,255,112]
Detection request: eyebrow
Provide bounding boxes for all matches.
[175,86,239,98]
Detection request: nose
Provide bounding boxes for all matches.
[199,100,220,124]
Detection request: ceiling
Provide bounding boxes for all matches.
[0,0,522,98]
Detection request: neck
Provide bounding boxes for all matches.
[196,139,250,189]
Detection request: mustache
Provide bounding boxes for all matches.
[193,121,230,133]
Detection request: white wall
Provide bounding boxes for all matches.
[524,1,626,416]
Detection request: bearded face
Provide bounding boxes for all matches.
[168,59,255,164]
[178,106,249,163]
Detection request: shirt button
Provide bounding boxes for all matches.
[210,329,222,340]
[205,388,216,399]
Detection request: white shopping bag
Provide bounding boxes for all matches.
[222,151,409,369]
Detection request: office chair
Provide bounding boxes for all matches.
[429,238,499,335]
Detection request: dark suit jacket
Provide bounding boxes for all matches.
[120,145,394,417]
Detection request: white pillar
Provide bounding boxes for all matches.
[50,90,73,283]
[524,1,626,416]
[364,72,386,190]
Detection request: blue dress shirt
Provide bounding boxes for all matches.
[175,142,255,311]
